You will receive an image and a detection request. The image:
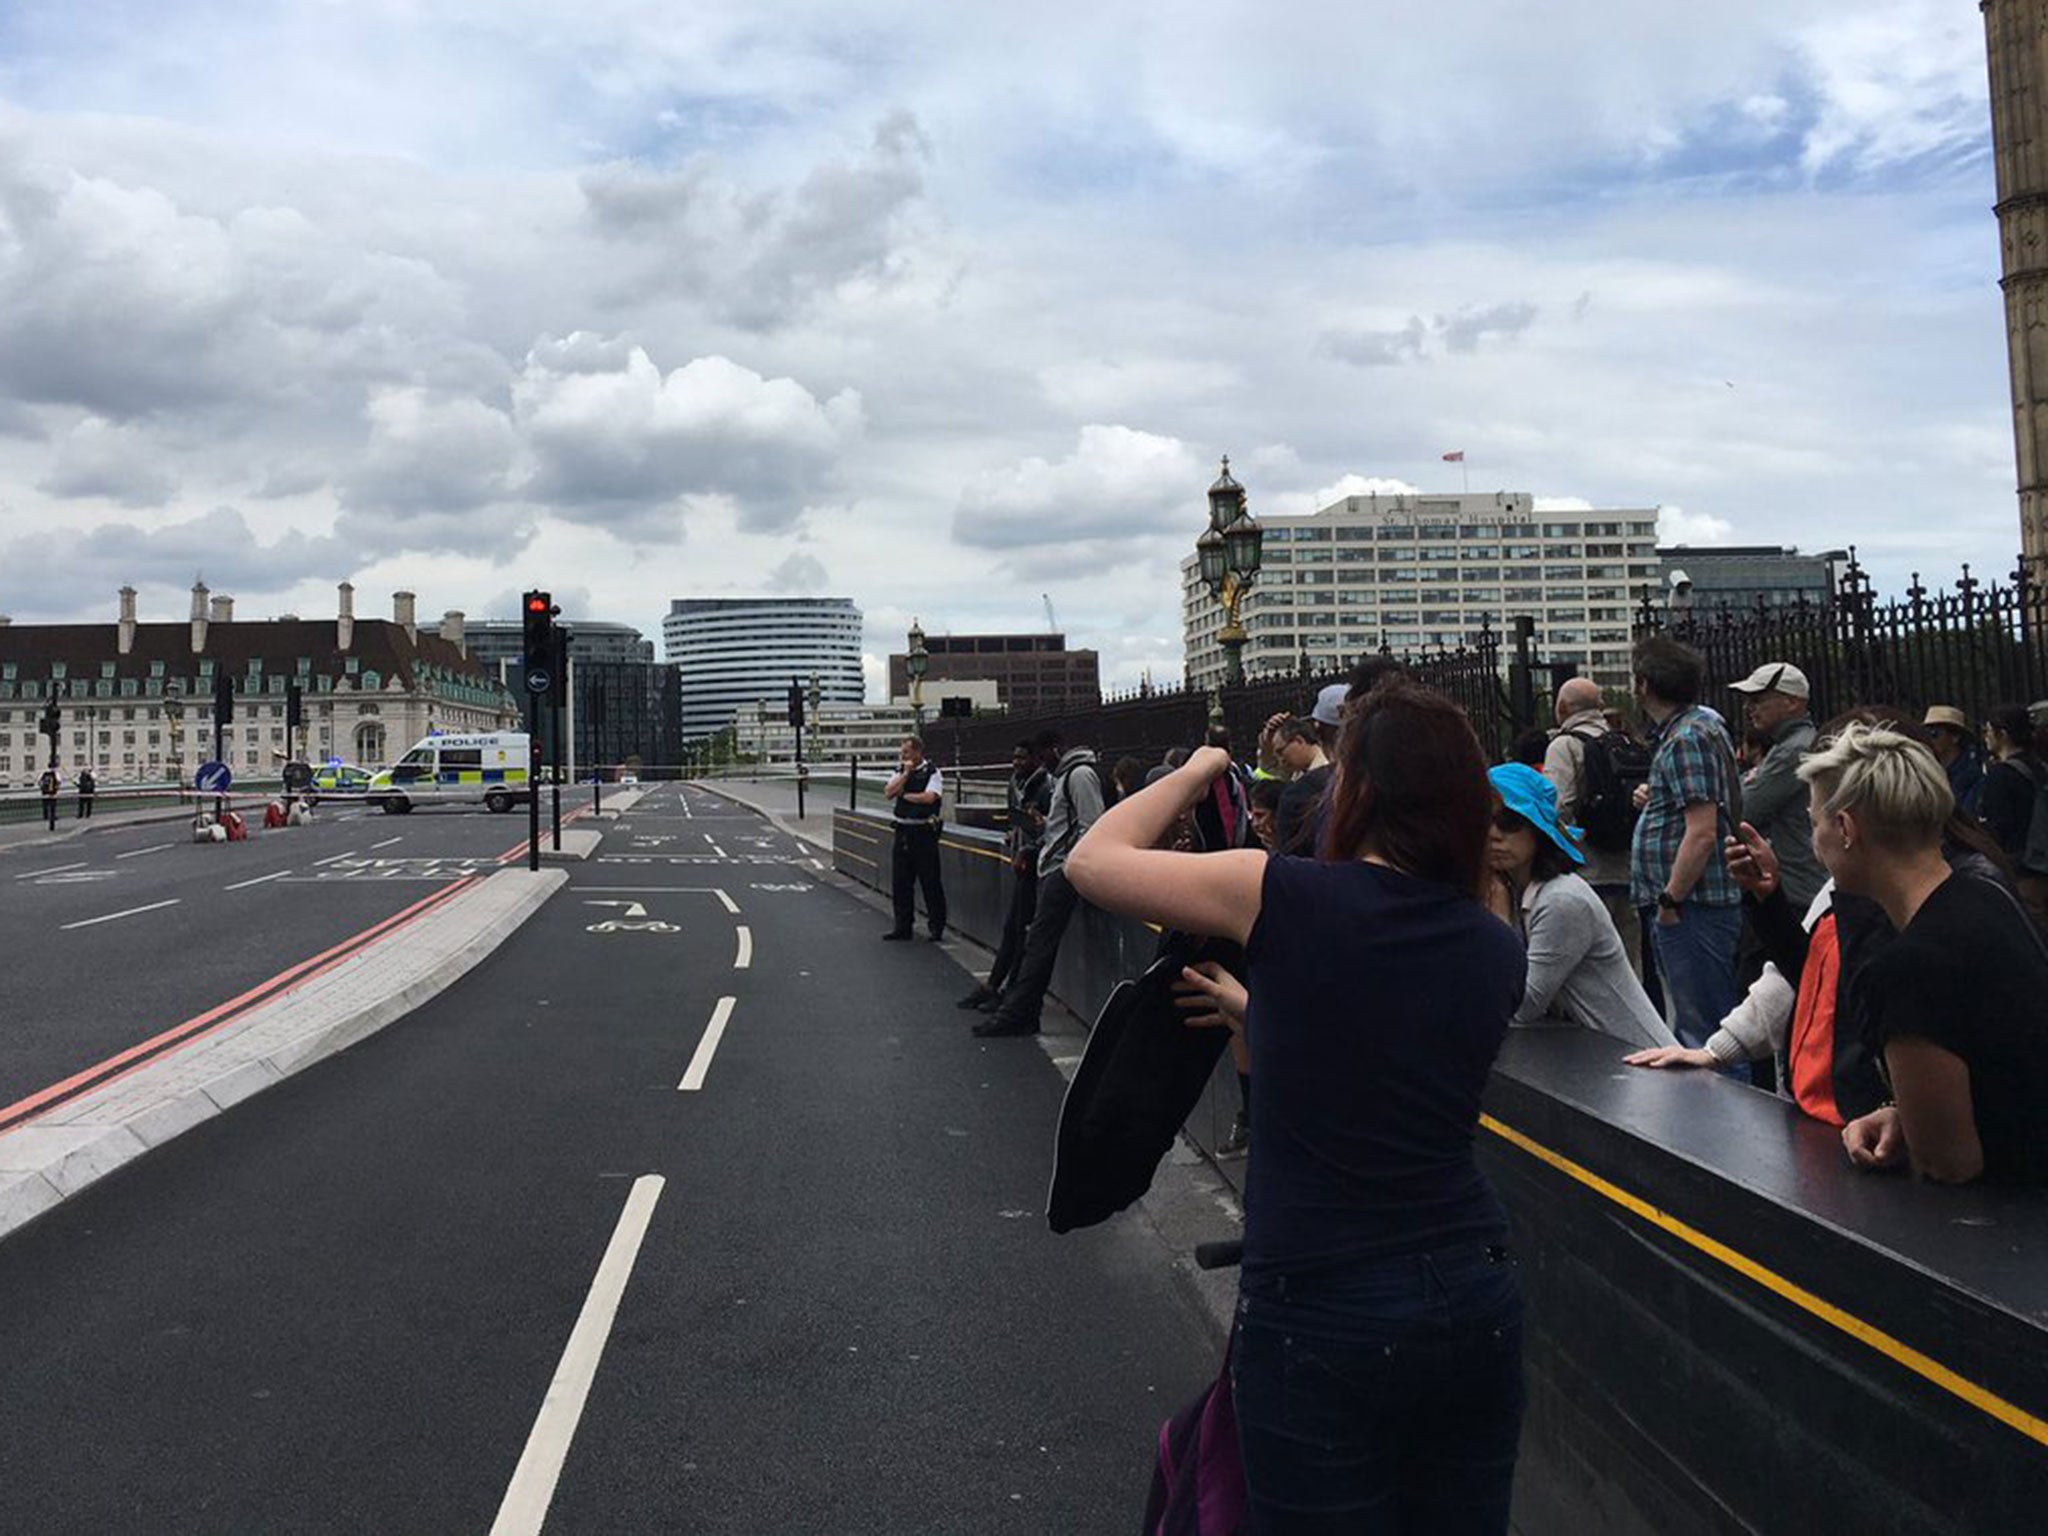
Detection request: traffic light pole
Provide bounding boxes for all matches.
[527,687,542,873]
[521,588,559,874]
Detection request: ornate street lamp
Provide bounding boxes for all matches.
[163,684,185,785]
[1197,456,1264,687]
[906,619,929,729]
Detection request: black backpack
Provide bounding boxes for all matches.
[1566,727,1651,852]
[2014,757,2048,878]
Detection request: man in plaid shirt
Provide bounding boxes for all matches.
[1629,635,1743,1054]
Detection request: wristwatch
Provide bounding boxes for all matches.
[1657,890,1682,913]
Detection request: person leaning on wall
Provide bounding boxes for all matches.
[1805,725,2048,1184]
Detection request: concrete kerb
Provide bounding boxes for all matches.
[0,867,568,1243]
[594,787,649,819]
[800,847,1242,1344]
[539,827,604,862]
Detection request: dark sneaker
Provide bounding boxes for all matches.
[926,930,946,942]
[1217,1114,1250,1159]
[881,930,913,942]
[956,985,996,1010]
[972,1015,1039,1038]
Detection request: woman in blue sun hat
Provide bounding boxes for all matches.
[1487,763,1677,1050]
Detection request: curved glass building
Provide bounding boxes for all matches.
[663,597,865,741]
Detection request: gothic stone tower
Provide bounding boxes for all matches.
[1984,0,2048,573]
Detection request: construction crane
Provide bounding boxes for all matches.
[1042,593,1058,634]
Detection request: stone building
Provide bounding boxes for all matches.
[1983,0,2048,573]
[0,583,518,788]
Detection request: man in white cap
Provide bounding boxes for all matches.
[1272,683,1345,855]
[1729,662,1825,907]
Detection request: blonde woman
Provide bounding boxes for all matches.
[1804,725,2048,1184]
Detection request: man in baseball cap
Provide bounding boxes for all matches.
[1729,661,1825,906]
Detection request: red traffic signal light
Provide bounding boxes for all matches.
[526,594,550,614]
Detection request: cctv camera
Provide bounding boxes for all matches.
[1668,569,1693,592]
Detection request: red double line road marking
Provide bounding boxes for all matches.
[0,876,481,1136]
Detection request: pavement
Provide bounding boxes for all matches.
[0,783,1234,1533]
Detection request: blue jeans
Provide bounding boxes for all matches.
[1231,1243,1524,1533]
[1649,901,1742,1054]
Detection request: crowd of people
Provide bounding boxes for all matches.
[875,642,2048,1529]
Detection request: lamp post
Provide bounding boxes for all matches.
[163,685,185,786]
[1197,456,1264,689]
[906,619,929,731]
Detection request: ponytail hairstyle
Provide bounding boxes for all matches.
[1321,679,1491,899]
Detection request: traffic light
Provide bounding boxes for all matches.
[522,590,557,666]
[38,699,59,741]
[787,678,804,729]
[552,624,573,711]
[286,681,303,733]
[213,666,235,727]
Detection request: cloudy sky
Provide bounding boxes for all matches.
[0,0,2019,692]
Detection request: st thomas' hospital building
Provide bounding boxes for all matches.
[1181,490,1663,690]
[0,583,518,789]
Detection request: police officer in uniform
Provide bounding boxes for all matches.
[883,735,947,941]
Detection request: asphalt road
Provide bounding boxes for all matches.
[0,794,581,1114]
[0,784,1220,1534]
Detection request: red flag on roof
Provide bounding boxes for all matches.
[1441,450,1465,463]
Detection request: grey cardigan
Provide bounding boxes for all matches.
[1514,874,1676,1049]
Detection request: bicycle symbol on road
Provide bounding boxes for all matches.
[583,900,680,934]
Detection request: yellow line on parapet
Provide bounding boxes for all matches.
[940,839,1007,863]
[1479,1113,2048,1448]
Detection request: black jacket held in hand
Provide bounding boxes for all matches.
[1047,933,1238,1234]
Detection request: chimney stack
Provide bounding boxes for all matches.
[393,590,416,642]
[337,582,355,652]
[118,586,137,656]
[209,594,234,624]
[190,581,210,655]
[0,615,12,628]
[442,610,466,657]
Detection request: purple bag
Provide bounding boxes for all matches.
[1141,1347,1244,1536]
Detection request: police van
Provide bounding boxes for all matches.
[366,731,532,815]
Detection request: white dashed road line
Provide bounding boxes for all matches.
[733,925,752,969]
[678,996,737,1091]
[224,870,292,892]
[114,843,175,860]
[370,835,404,850]
[489,1175,666,1536]
[311,851,356,868]
[13,862,86,880]
[60,898,181,931]
[715,889,739,915]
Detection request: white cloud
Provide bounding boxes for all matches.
[512,339,863,535]
[0,1,2027,694]
[1657,504,1738,545]
[953,424,1207,555]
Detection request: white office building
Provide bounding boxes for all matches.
[664,597,866,742]
[1181,491,1661,689]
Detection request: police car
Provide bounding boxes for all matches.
[304,763,374,803]
[366,731,533,815]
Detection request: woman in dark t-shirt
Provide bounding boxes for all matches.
[1067,681,1527,1533]
[1800,724,2048,1184]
